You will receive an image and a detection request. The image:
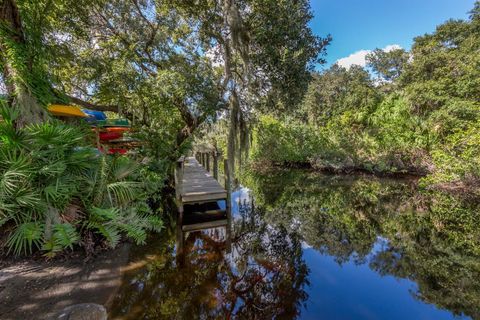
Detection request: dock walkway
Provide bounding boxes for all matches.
[174,154,232,234]
[180,157,227,203]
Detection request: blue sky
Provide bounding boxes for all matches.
[309,0,476,69]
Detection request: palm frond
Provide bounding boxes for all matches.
[107,181,142,206]
[26,122,86,148]
[117,223,147,245]
[93,223,121,248]
[111,156,139,180]
[42,223,79,257]
[88,206,119,222]
[146,216,164,233]
[6,222,44,256]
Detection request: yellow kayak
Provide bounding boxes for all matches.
[48,104,90,118]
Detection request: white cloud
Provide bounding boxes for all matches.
[383,44,402,52]
[336,44,402,70]
[336,49,371,69]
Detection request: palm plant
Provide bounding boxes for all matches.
[0,105,96,255]
[82,155,163,248]
[0,104,163,256]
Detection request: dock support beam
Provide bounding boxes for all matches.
[224,159,232,252]
[206,153,210,172]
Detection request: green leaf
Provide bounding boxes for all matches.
[6,222,44,256]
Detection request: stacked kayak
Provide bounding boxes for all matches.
[83,110,131,143]
[87,113,133,154]
[48,105,90,118]
[83,109,107,123]
[97,127,130,141]
[48,104,139,155]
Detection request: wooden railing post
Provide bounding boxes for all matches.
[224,158,232,251]
[175,157,185,253]
[213,152,218,180]
[175,157,184,201]
[206,153,210,172]
[224,159,231,214]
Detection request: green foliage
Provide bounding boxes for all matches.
[251,115,322,164]
[251,96,431,174]
[250,4,479,191]
[245,0,331,112]
[6,222,44,256]
[422,121,480,191]
[299,64,380,124]
[42,223,80,257]
[0,106,163,256]
[366,47,409,82]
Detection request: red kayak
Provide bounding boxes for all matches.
[98,131,123,141]
[108,148,128,155]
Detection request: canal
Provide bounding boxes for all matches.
[109,169,479,319]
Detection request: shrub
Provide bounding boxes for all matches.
[0,106,162,256]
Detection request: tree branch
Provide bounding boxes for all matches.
[65,94,118,112]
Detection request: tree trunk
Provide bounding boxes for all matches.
[0,0,48,127]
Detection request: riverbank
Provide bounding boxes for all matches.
[249,159,427,178]
[0,244,131,320]
[248,160,480,199]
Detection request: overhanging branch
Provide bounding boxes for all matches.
[66,94,119,112]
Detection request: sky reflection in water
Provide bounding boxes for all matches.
[110,171,477,320]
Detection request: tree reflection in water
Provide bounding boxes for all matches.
[110,170,480,320]
[109,195,309,320]
[244,170,480,319]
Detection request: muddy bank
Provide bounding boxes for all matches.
[0,244,130,320]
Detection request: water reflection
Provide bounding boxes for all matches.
[110,191,309,319]
[110,170,480,320]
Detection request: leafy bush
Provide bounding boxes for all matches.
[250,102,432,174]
[251,115,322,164]
[0,106,163,256]
[421,121,480,193]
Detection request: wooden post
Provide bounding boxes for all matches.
[213,152,218,180]
[175,157,184,201]
[175,157,184,255]
[224,158,232,253]
[206,153,210,172]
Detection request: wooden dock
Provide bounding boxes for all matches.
[175,154,232,241]
[180,157,227,203]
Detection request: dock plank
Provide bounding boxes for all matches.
[181,157,227,203]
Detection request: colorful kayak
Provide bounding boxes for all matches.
[107,148,128,155]
[48,105,90,118]
[83,109,107,121]
[98,131,123,141]
[96,119,130,127]
[104,127,130,133]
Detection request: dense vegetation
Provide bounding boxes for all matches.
[0,105,164,256]
[248,4,480,195]
[0,0,324,256]
[1,0,479,258]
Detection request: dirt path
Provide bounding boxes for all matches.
[0,244,130,320]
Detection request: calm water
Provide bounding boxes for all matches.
[109,170,480,319]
